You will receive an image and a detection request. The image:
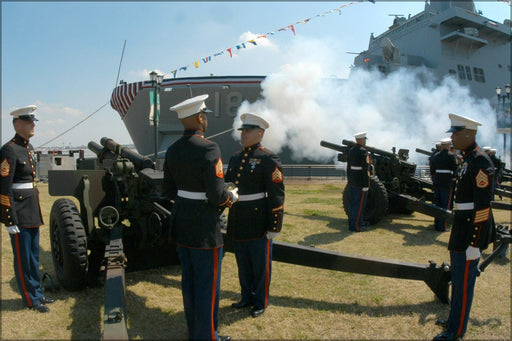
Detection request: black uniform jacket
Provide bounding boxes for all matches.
[347,144,370,188]
[449,143,494,252]
[163,130,232,249]
[225,143,285,241]
[430,149,458,190]
[0,134,43,228]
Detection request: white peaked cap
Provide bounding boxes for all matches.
[483,146,491,151]
[238,113,269,130]
[170,94,212,119]
[440,137,452,145]
[446,113,481,132]
[10,105,38,121]
[354,132,367,139]
[490,148,497,153]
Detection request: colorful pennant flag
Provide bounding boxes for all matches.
[168,1,369,77]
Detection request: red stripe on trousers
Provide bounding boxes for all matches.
[356,191,366,232]
[210,248,219,340]
[14,235,32,306]
[264,239,271,308]
[457,260,471,336]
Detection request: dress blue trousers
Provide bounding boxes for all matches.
[348,186,367,232]
[177,246,222,340]
[233,238,272,310]
[434,188,453,231]
[10,227,44,307]
[446,251,479,338]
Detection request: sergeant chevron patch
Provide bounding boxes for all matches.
[474,207,490,223]
[1,158,9,177]
[0,194,10,207]
[475,169,489,188]
[272,166,283,183]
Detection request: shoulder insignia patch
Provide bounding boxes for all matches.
[1,158,10,177]
[475,169,489,188]
[272,166,283,183]
[215,157,224,178]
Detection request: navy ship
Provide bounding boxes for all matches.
[110,0,510,165]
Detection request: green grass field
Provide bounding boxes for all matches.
[1,180,510,340]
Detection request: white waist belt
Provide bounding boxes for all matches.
[238,192,267,201]
[12,183,33,189]
[177,190,207,200]
[436,170,453,174]
[351,166,363,170]
[454,202,474,210]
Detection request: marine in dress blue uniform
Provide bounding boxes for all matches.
[163,95,237,341]
[347,132,370,232]
[430,138,458,232]
[433,114,494,341]
[0,105,54,313]
[225,113,285,318]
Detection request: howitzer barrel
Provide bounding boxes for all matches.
[342,139,395,158]
[88,141,104,157]
[415,148,433,157]
[100,137,154,170]
[320,140,347,153]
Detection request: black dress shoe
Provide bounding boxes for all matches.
[433,331,461,341]
[231,301,251,309]
[435,318,449,328]
[218,336,231,341]
[40,297,55,304]
[31,303,50,313]
[251,307,265,318]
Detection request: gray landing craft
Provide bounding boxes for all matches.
[109,0,511,164]
[47,137,511,339]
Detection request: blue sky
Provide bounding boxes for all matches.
[1,1,510,149]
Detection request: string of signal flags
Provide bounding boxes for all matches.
[167,0,508,78]
[169,0,375,78]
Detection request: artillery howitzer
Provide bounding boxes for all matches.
[47,137,506,339]
[49,137,178,339]
[320,140,450,225]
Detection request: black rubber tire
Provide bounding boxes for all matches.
[343,176,389,225]
[49,198,88,290]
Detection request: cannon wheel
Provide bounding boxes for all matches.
[343,176,388,225]
[50,198,88,290]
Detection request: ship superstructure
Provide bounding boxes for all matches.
[110,0,510,165]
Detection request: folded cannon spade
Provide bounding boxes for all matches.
[321,140,452,225]
[48,137,509,340]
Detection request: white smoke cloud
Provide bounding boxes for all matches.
[233,61,502,164]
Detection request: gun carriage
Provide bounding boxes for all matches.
[46,137,509,339]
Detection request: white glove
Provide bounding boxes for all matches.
[465,246,481,260]
[5,225,20,234]
[266,231,279,239]
[362,187,369,192]
[228,187,239,203]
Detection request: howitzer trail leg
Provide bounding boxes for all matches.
[102,224,128,340]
